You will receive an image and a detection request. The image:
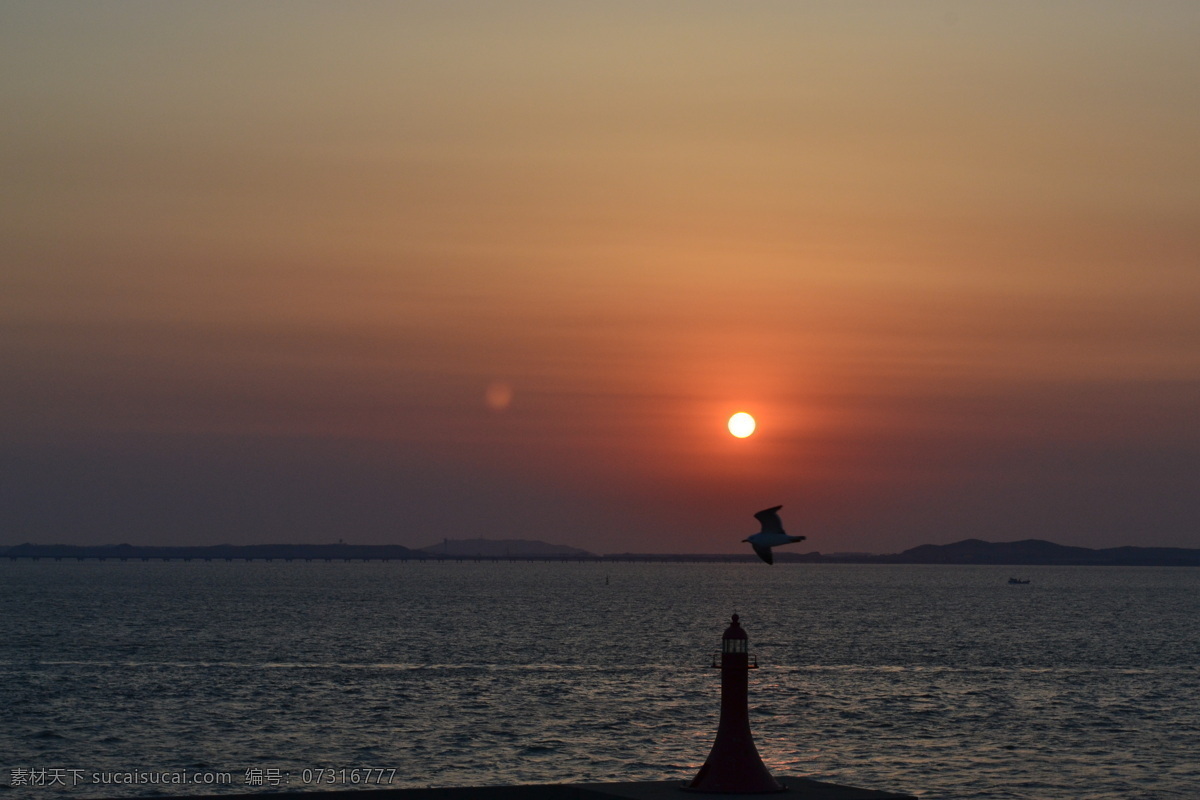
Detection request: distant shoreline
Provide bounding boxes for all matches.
[3,539,1198,566]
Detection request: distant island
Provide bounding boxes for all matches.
[2,538,1197,565]
[418,538,594,558]
[863,538,1200,567]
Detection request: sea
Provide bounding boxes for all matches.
[2,560,1197,800]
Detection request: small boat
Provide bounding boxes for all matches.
[1008,577,1030,585]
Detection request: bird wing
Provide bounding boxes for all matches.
[751,543,774,565]
[753,505,785,534]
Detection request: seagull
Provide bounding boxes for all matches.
[743,505,805,565]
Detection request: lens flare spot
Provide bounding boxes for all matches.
[727,412,756,438]
[485,381,514,411]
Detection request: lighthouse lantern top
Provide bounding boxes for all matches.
[722,614,748,653]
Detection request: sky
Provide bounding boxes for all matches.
[2,2,1197,555]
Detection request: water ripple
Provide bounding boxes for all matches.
[2,561,1198,799]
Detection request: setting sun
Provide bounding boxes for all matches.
[727,412,756,438]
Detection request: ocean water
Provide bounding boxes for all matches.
[2,561,1198,799]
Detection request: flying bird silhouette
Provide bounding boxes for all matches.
[743,505,806,565]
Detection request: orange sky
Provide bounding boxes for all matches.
[2,2,1197,553]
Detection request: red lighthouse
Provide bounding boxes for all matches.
[687,614,784,794]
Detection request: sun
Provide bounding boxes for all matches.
[727,412,756,438]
